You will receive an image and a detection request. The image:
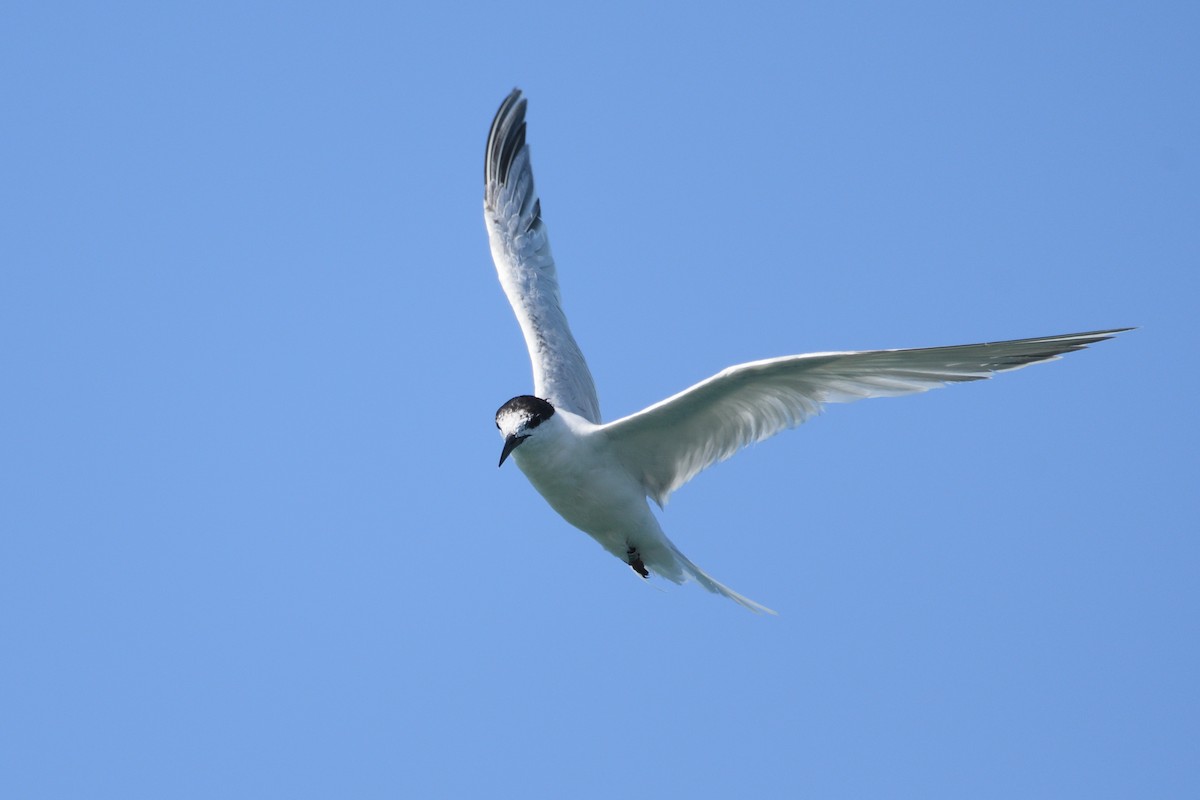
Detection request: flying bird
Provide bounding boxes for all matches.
[484,88,1127,613]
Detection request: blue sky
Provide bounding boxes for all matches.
[2,2,1197,797]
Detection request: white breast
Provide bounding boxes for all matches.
[511,410,653,554]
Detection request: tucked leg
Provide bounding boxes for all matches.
[626,544,649,579]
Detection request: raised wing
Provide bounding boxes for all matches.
[601,329,1129,506]
[484,89,601,423]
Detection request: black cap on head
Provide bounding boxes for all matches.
[494,395,555,429]
[495,396,555,467]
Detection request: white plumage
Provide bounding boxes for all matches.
[484,88,1128,613]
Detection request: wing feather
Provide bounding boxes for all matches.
[484,89,601,423]
[601,329,1130,506]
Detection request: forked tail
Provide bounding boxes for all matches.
[662,539,777,615]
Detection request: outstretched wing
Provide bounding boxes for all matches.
[484,89,601,423]
[601,329,1129,506]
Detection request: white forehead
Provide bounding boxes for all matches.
[496,407,534,436]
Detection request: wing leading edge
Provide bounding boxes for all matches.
[601,329,1131,506]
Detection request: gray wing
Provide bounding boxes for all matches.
[484,89,601,423]
[601,329,1130,506]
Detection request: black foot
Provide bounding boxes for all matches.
[626,545,649,579]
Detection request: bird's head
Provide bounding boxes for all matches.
[495,395,556,467]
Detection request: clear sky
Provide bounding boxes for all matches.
[2,2,1197,797]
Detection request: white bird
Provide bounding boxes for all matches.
[484,88,1127,614]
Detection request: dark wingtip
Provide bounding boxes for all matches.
[485,88,527,188]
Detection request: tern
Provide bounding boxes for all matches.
[484,88,1127,613]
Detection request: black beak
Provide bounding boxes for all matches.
[498,434,529,467]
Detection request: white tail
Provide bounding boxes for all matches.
[662,539,777,615]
